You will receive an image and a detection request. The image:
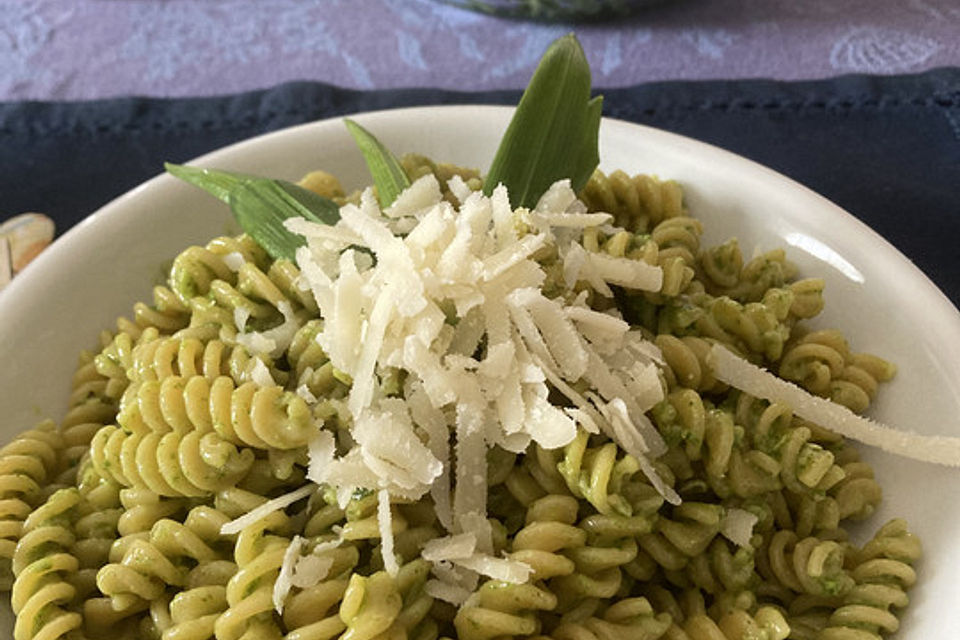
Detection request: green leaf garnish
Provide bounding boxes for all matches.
[165,163,340,261]
[344,118,411,209]
[164,163,257,204]
[483,33,602,209]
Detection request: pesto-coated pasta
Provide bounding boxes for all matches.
[2,163,922,640]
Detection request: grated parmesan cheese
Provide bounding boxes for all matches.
[534,179,578,215]
[587,251,663,291]
[453,554,533,584]
[720,508,759,548]
[223,251,246,272]
[446,175,473,205]
[534,212,613,228]
[296,383,318,404]
[285,217,364,250]
[378,489,399,576]
[273,534,304,614]
[235,301,301,360]
[708,344,960,466]
[237,334,277,359]
[291,553,335,589]
[306,431,336,485]
[422,533,477,562]
[425,578,473,605]
[274,534,346,614]
[290,177,699,554]
[386,174,442,219]
[221,484,316,536]
[233,307,250,332]
[249,358,276,388]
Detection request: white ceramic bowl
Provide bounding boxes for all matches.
[1,106,958,636]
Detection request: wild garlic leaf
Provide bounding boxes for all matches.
[165,163,340,261]
[344,118,411,209]
[581,94,604,185]
[483,33,602,209]
[165,162,257,203]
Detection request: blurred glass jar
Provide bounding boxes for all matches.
[438,0,670,20]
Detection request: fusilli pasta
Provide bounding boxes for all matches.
[1,162,922,640]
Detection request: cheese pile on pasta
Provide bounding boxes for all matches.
[284,175,683,590]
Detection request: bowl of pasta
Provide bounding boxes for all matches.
[0,104,958,640]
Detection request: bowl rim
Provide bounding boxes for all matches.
[10,103,960,329]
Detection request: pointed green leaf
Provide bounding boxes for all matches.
[344,118,411,209]
[483,33,602,208]
[580,94,603,186]
[164,162,257,203]
[166,163,341,261]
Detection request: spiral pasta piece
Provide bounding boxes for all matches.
[698,239,743,293]
[691,292,793,363]
[193,376,314,450]
[759,530,854,599]
[284,576,351,640]
[637,503,724,574]
[551,433,663,545]
[93,326,162,404]
[96,516,223,610]
[671,606,789,640]
[501,447,572,510]
[298,169,346,200]
[705,440,782,501]
[206,234,271,269]
[282,540,362,640]
[68,460,122,603]
[551,527,638,612]
[59,379,119,482]
[216,511,289,640]
[778,331,895,414]
[287,320,350,400]
[550,597,671,640]
[699,244,798,305]
[509,495,586,582]
[169,244,239,307]
[133,285,192,334]
[681,538,756,599]
[11,488,83,640]
[266,258,320,316]
[161,583,230,640]
[558,431,646,517]
[336,570,403,640]
[826,458,882,523]
[651,217,701,270]
[0,421,64,589]
[89,423,255,498]
[655,335,726,394]
[209,262,291,327]
[98,503,235,640]
[110,371,313,450]
[734,396,844,496]
[818,519,920,640]
[128,336,246,383]
[386,559,436,640]
[579,169,685,232]
[454,580,557,640]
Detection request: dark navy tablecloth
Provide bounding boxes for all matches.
[2,70,958,304]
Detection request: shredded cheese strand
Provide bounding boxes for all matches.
[221,484,316,535]
[709,344,960,466]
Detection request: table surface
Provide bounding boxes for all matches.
[3,0,959,100]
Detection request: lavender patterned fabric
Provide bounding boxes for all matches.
[1,0,957,100]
